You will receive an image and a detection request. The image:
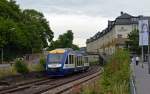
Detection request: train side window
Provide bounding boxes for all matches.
[87,57,89,63]
[72,55,75,64]
[69,55,72,64]
[71,55,73,64]
[77,56,79,66]
[76,56,78,66]
[82,57,84,65]
[79,56,82,65]
[69,55,71,64]
[66,56,68,64]
[78,56,80,66]
[85,57,88,63]
[82,57,84,64]
[81,56,82,65]
[82,56,84,65]
[72,55,74,64]
[80,56,81,66]
[85,57,86,63]
[84,57,86,63]
[75,56,77,65]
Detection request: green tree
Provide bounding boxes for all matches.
[49,30,79,50]
[22,9,54,48]
[125,29,142,55]
[0,0,54,61]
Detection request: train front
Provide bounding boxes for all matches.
[46,49,66,76]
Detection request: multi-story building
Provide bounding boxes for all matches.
[86,12,150,55]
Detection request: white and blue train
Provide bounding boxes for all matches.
[46,48,89,76]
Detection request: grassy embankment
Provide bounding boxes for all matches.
[81,49,130,94]
[0,57,46,78]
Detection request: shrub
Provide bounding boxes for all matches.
[39,57,46,70]
[29,57,46,72]
[80,49,130,94]
[90,61,99,66]
[14,59,29,74]
[0,66,17,79]
[36,57,46,71]
[100,49,130,94]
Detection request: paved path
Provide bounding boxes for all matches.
[131,62,150,94]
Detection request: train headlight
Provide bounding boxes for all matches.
[48,64,61,68]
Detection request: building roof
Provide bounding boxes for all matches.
[86,12,150,44]
[117,12,133,19]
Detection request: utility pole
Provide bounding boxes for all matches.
[148,30,150,74]
[141,46,144,68]
[1,48,3,64]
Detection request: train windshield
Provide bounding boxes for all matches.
[48,54,63,63]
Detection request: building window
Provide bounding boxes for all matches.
[120,27,127,32]
[117,34,122,38]
[121,27,124,30]
[131,18,138,22]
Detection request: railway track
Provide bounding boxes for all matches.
[0,66,101,94]
[45,69,101,94]
[0,78,53,94]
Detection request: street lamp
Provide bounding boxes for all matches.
[1,48,3,64]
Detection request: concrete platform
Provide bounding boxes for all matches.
[131,62,150,94]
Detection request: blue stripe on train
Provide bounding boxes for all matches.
[47,68,75,76]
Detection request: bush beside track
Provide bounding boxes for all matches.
[0,57,46,79]
[81,49,130,94]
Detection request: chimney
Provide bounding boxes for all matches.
[108,20,112,27]
[121,11,124,15]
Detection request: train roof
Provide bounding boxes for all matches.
[49,48,88,56]
[49,48,73,54]
[68,50,88,56]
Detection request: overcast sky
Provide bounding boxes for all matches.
[16,0,150,47]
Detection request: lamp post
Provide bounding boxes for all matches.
[148,29,150,74]
[1,48,3,64]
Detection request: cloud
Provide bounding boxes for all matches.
[16,0,150,17]
[45,14,111,47]
[15,0,150,47]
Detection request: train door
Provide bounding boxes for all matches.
[67,54,75,69]
[77,56,80,67]
[74,55,77,71]
[84,56,89,69]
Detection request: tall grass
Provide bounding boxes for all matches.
[0,66,17,78]
[28,57,46,72]
[0,57,46,78]
[14,59,29,74]
[100,49,130,94]
[81,49,130,94]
